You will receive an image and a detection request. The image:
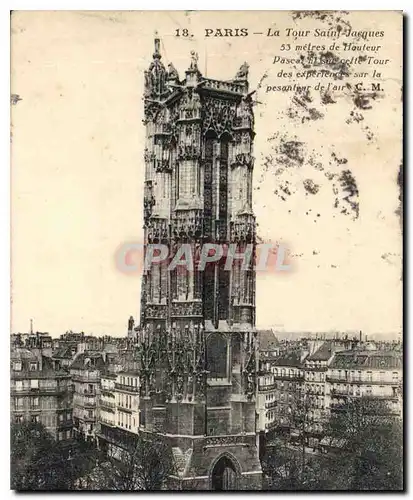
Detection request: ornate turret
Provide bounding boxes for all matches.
[144,34,167,99]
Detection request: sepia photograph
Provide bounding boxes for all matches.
[9,10,403,491]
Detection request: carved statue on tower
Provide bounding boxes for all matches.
[167,62,180,82]
[234,62,249,80]
[189,50,199,71]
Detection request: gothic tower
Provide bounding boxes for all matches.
[138,36,261,490]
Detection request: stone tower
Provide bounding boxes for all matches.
[137,36,261,490]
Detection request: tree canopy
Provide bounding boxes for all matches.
[96,433,176,491]
[11,421,100,490]
[262,397,403,491]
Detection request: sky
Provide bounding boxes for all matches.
[11,11,402,337]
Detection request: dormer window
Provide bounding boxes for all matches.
[29,362,37,371]
[13,362,22,371]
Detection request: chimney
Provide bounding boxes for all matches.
[359,330,362,343]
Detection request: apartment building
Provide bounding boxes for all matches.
[327,349,402,416]
[257,336,403,452]
[98,371,117,428]
[115,370,140,433]
[71,352,107,441]
[303,341,336,447]
[273,351,307,431]
[97,370,140,457]
[257,348,307,436]
[257,370,277,434]
[257,330,280,433]
[10,348,73,441]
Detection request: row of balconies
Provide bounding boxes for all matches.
[304,366,329,372]
[73,394,96,404]
[272,374,304,381]
[117,401,135,412]
[99,398,116,409]
[99,417,116,427]
[71,373,100,383]
[11,370,70,380]
[272,366,399,378]
[114,383,139,393]
[83,400,96,408]
[12,401,73,412]
[11,385,71,396]
[327,376,399,385]
[258,379,401,395]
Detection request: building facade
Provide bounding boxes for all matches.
[10,348,73,441]
[135,37,261,490]
[114,371,140,434]
[97,369,140,457]
[257,338,403,454]
[71,352,106,441]
[327,349,402,416]
[98,371,117,429]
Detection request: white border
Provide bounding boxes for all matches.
[2,3,410,499]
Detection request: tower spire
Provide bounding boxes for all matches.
[144,30,167,102]
[153,31,161,60]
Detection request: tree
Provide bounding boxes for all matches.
[262,437,331,491]
[262,397,403,491]
[262,394,323,490]
[98,433,176,491]
[11,421,100,490]
[325,397,403,491]
[11,421,69,490]
[67,439,104,490]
